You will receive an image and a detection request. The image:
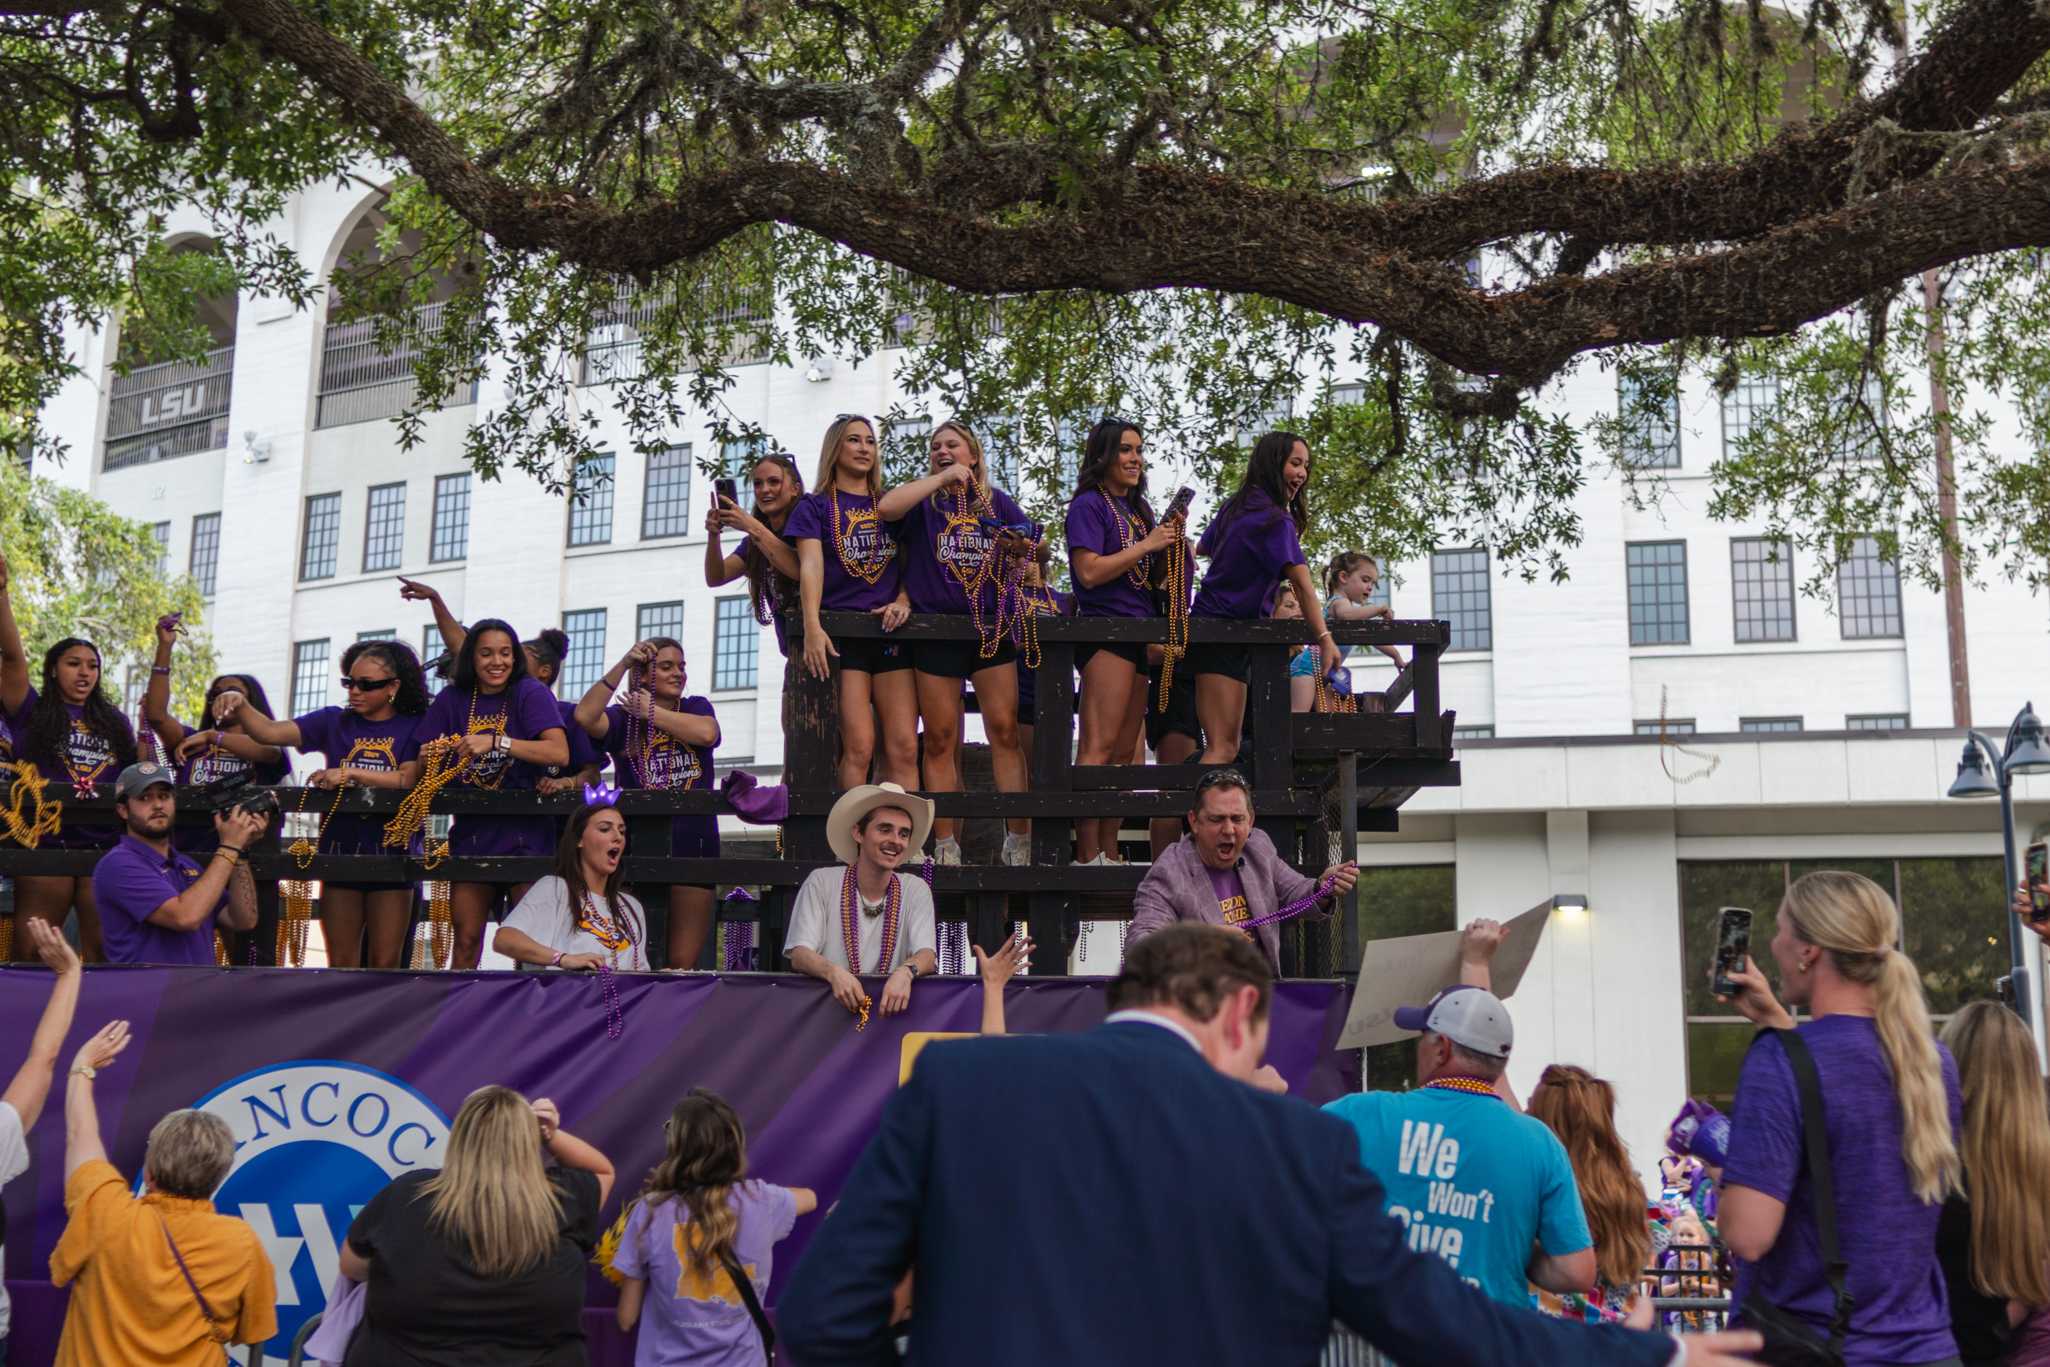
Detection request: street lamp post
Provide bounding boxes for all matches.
[1947,701,2050,1070]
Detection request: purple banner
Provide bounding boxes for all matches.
[0,966,1355,1366]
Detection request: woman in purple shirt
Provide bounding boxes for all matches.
[1063,418,1184,866]
[224,640,432,968]
[408,619,570,969]
[790,415,916,791]
[572,637,722,969]
[705,452,805,658]
[1189,431,1339,765]
[142,618,289,833]
[880,420,1040,866]
[1717,869,1964,1367]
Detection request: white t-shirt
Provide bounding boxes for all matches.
[499,875,651,971]
[0,1099,26,1339]
[785,865,936,974]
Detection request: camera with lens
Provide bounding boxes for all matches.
[197,773,279,820]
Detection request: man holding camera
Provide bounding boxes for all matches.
[89,761,268,965]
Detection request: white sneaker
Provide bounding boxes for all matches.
[1069,852,1107,867]
[1002,833,1031,866]
[934,838,963,866]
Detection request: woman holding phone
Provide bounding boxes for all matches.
[878,421,1039,866]
[789,415,916,791]
[705,453,805,658]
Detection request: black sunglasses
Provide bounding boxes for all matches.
[340,675,398,692]
[1195,767,1250,794]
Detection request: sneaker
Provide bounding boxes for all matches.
[1069,853,1108,867]
[934,838,963,866]
[1002,833,1031,867]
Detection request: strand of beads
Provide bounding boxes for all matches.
[830,489,893,584]
[277,883,314,966]
[839,865,903,972]
[1156,532,1190,713]
[1235,872,1341,931]
[1098,490,1152,589]
[383,736,474,851]
[596,961,624,1040]
[0,763,63,848]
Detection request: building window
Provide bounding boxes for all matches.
[1430,549,1492,652]
[189,513,221,597]
[363,482,407,572]
[1682,857,2006,1106]
[713,595,758,691]
[150,521,171,577]
[357,628,397,642]
[637,601,686,644]
[1720,374,1781,457]
[720,437,767,512]
[422,625,449,672]
[1452,725,1494,742]
[1731,538,1796,643]
[1636,719,1696,736]
[557,609,607,698]
[1625,541,1689,646]
[300,493,341,581]
[1838,535,1903,639]
[1619,371,1680,469]
[566,454,616,547]
[430,473,471,562]
[642,445,693,540]
[1358,865,1457,1089]
[1330,382,1368,407]
[1365,562,1392,610]
[1847,713,1910,731]
[1739,717,1803,733]
[291,638,331,715]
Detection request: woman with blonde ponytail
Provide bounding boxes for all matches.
[1935,1002,2050,1366]
[339,1086,615,1365]
[613,1089,817,1365]
[1717,869,1964,1367]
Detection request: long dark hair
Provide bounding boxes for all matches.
[25,638,138,773]
[639,1089,750,1281]
[742,453,804,624]
[1214,430,1310,534]
[1072,417,1155,529]
[206,673,274,728]
[552,801,639,942]
[450,618,529,693]
[341,640,431,716]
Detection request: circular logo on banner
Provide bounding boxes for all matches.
[176,1060,451,1364]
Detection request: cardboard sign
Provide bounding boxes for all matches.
[1337,900,1552,1050]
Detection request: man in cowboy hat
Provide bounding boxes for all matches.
[786,782,939,1018]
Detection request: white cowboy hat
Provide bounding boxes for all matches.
[827,782,935,866]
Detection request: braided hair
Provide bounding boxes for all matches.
[23,638,137,774]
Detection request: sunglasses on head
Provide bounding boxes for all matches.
[341,674,398,692]
[835,412,872,425]
[1195,767,1250,794]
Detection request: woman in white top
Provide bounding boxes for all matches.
[494,796,651,972]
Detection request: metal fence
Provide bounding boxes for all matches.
[315,299,478,428]
[102,346,233,470]
[578,283,774,384]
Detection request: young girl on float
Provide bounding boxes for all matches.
[705,452,806,658]
[144,617,288,842]
[406,619,569,969]
[573,638,720,969]
[789,415,917,790]
[879,420,1040,866]
[221,639,432,968]
[1275,582,1318,714]
[1062,417,1186,866]
[1325,551,1407,668]
[494,794,650,972]
[1188,431,1338,764]
[612,1090,818,1367]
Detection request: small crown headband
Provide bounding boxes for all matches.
[582,780,622,807]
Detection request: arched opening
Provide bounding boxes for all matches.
[315,200,479,429]
[102,238,239,471]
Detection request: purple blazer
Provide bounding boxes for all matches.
[1128,830,1330,972]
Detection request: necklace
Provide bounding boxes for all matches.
[829,488,892,585]
[577,889,637,965]
[463,688,510,790]
[939,481,1004,653]
[625,697,703,792]
[1156,532,1189,713]
[1423,1076,1503,1099]
[1235,871,1340,931]
[839,865,902,974]
[1097,490,1152,589]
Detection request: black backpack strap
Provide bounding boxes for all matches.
[1770,1027,1855,1356]
[719,1245,776,1357]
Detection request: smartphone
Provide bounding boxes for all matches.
[1164,485,1196,522]
[1711,907,1753,998]
[2029,841,2050,920]
[715,477,739,506]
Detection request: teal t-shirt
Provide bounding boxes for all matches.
[1323,1087,1592,1306]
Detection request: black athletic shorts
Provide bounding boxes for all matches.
[912,636,1018,680]
[1186,641,1252,684]
[1076,641,1146,673]
[1146,660,1202,750]
[837,634,913,675]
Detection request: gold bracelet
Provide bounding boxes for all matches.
[212,847,240,866]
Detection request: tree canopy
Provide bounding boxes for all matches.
[8,0,2050,586]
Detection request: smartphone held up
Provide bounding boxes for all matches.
[1711,906,1753,999]
[2027,841,2050,922]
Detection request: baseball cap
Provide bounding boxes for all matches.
[1391,985,1514,1058]
[111,761,177,802]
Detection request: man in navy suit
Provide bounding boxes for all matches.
[780,924,1763,1367]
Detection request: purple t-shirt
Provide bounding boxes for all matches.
[1205,863,1250,935]
[409,677,566,857]
[1064,490,1156,618]
[612,1183,800,1367]
[548,698,603,779]
[294,706,425,853]
[742,531,802,657]
[786,489,900,612]
[891,486,1032,615]
[1192,490,1305,620]
[1724,1016,1964,1366]
[0,684,30,764]
[600,696,719,858]
[90,834,222,965]
[30,700,132,849]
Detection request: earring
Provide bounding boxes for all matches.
[1798,960,1811,974]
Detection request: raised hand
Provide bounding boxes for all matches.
[26,916,81,976]
[1716,955,1794,1030]
[531,1097,560,1142]
[211,689,247,722]
[215,804,270,850]
[1459,917,1506,966]
[974,931,1031,990]
[175,731,216,762]
[72,1020,131,1075]
[1321,861,1359,897]
[396,576,440,603]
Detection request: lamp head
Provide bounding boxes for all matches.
[1949,738,2001,800]
[2005,703,2050,776]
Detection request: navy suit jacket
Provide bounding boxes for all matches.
[778,1018,1680,1367]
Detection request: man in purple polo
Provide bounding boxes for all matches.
[1129,767,1357,973]
[89,761,267,965]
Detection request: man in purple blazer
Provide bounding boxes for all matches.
[1128,767,1358,972]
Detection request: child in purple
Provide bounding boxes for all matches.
[1062,418,1184,865]
[613,1090,816,1367]
[572,637,721,970]
[228,639,433,968]
[879,420,1040,866]
[1189,430,1339,764]
[406,618,569,969]
[788,415,916,790]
